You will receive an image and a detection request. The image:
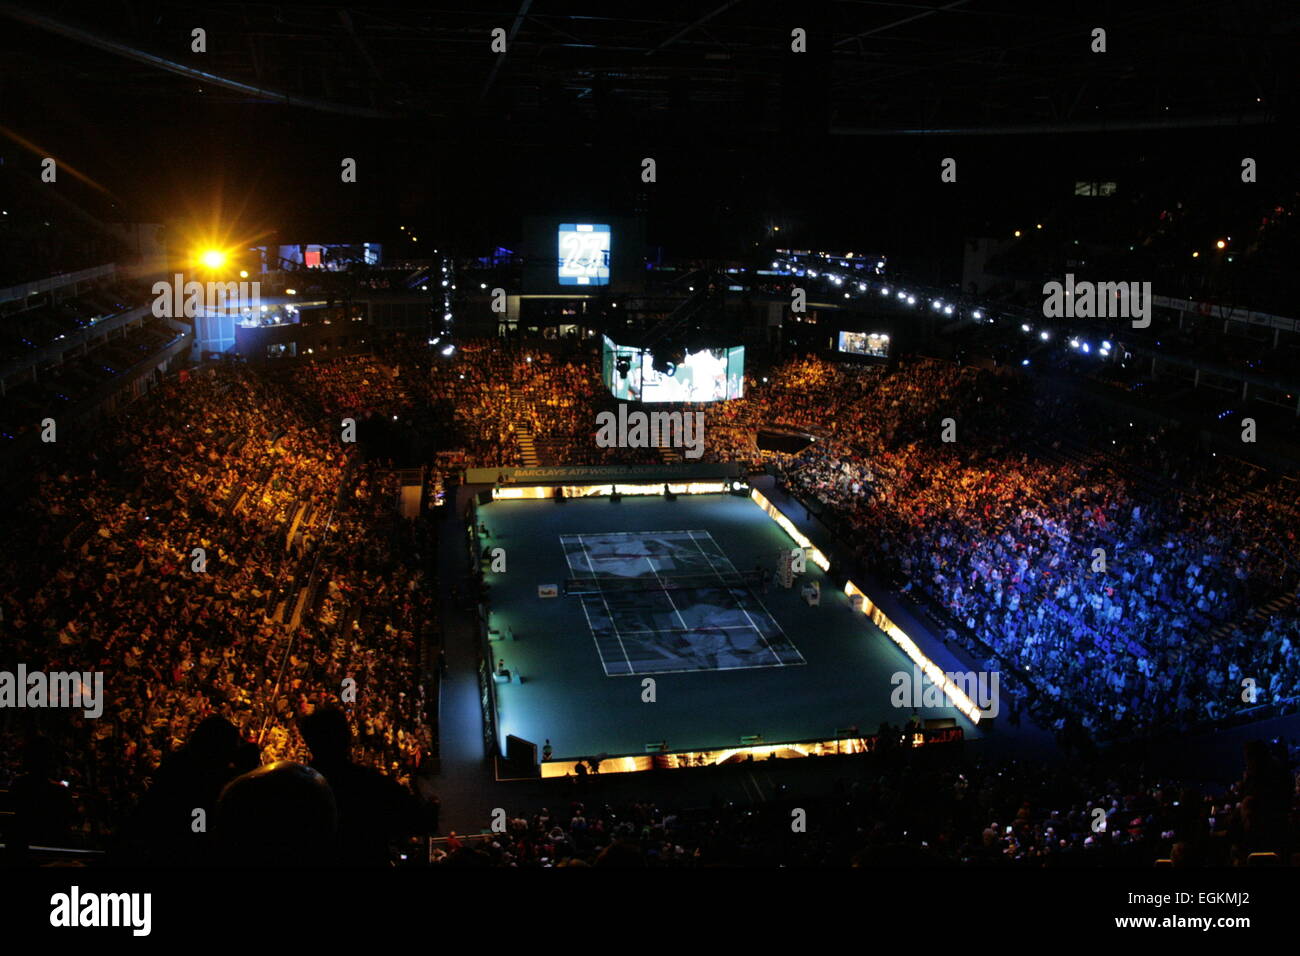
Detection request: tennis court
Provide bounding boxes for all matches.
[479,492,980,760]
[560,530,805,676]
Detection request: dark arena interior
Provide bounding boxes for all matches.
[0,0,1297,935]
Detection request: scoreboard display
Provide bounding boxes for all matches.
[557,223,611,286]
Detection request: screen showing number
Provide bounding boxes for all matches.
[557,223,611,286]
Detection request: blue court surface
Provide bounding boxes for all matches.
[561,529,804,676]
[480,493,979,759]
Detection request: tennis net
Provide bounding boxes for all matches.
[563,568,765,596]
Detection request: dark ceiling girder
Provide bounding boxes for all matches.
[479,0,534,102]
[645,0,745,56]
[833,0,973,47]
[0,1,400,119]
[337,9,383,83]
[830,112,1274,135]
[0,1,1286,135]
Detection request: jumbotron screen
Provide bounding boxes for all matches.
[557,223,610,286]
[602,336,744,402]
[837,330,890,358]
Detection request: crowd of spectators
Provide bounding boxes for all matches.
[289,341,664,466]
[435,738,1298,867]
[268,464,435,785]
[0,364,432,847]
[740,356,1300,740]
[289,354,414,420]
[6,337,1300,862]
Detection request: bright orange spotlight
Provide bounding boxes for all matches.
[1216,239,1226,249]
[199,249,227,269]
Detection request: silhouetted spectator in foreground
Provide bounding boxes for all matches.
[595,840,645,866]
[118,715,259,865]
[300,706,425,866]
[217,761,338,867]
[1234,739,1291,858]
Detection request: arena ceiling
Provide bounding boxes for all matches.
[1,1,1294,251]
[1,0,1293,142]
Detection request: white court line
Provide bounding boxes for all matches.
[646,556,691,632]
[567,529,708,539]
[578,533,633,676]
[580,611,780,676]
[568,529,806,676]
[560,534,599,580]
[685,529,787,666]
[615,625,758,634]
[576,593,619,677]
[563,539,622,674]
[617,660,801,678]
[684,529,780,662]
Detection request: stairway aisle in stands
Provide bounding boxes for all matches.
[517,424,540,467]
[1206,589,1298,643]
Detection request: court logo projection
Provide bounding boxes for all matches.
[561,530,804,677]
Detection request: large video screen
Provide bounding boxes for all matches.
[558,223,610,286]
[837,330,890,358]
[602,337,744,403]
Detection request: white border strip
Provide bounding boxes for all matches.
[748,489,831,571]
